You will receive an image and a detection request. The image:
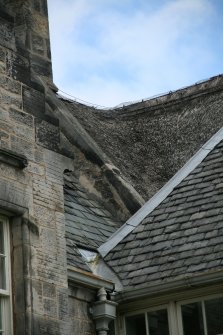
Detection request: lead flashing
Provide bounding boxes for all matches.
[98,127,223,258]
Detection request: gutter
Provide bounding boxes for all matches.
[67,266,114,292]
[114,270,223,303]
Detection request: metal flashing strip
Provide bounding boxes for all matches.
[67,266,114,291]
[98,127,223,258]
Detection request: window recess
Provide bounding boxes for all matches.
[0,216,12,335]
[125,307,169,335]
[124,294,223,335]
[179,296,223,335]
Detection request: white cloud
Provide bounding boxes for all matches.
[48,0,219,106]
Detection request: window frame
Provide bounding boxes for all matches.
[176,293,223,335]
[0,215,13,335]
[124,304,170,335]
[122,293,223,335]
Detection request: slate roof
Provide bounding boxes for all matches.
[64,173,122,269]
[104,138,223,289]
[62,75,223,201]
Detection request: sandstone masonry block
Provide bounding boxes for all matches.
[9,107,34,127]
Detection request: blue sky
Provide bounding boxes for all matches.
[48,0,223,107]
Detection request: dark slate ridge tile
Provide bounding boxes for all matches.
[105,139,223,288]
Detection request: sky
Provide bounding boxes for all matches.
[48,0,223,108]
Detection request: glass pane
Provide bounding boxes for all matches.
[181,302,204,335]
[0,224,4,255]
[205,297,223,335]
[0,256,6,290]
[126,314,146,335]
[148,309,169,335]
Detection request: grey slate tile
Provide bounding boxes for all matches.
[205,230,219,239]
[64,172,122,272]
[187,263,207,272]
[154,213,169,221]
[172,237,188,247]
[129,275,148,286]
[104,140,223,289]
[187,233,205,242]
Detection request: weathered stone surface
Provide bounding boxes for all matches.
[33,176,64,211]
[0,177,33,211]
[0,119,11,133]
[23,86,45,117]
[0,61,5,74]
[39,318,60,335]
[35,118,60,151]
[11,135,34,160]
[0,107,9,121]
[0,16,15,49]
[58,289,69,321]
[31,54,52,77]
[32,280,43,314]
[43,282,56,298]
[32,11,49,39]
[68,287,96,335]
[9,107,34,127]
[0,46,5,61]
[34,0,41,12]
[6,50,30,85]
[0,129,9,140]
[12,123,35,142]
[26,161,45,176]
[43,298,57,318]
[41,0,48,16]
[32,32,45,55]
[0,88,22,109]
[0,75,21,94]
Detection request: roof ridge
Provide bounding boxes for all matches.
[106,75,223,118]
[58,74,223,112]
[98,126,223,258]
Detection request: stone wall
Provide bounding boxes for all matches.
[0,1,98,334]
[0,0,53,86]
[68,285,96,335]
